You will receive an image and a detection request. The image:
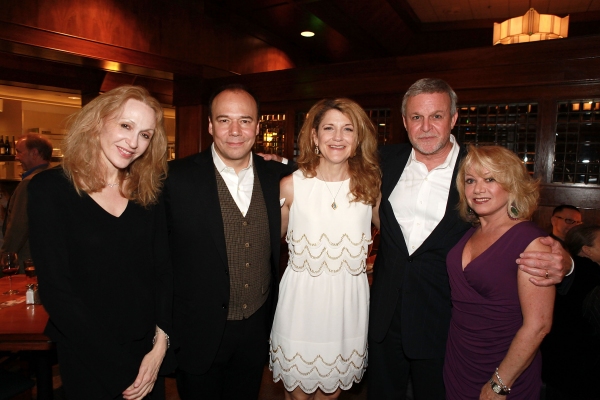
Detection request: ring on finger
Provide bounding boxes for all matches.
[545,270,549,279]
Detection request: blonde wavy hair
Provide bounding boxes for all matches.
[62,85,168,207]
[456,145,539,224]
[297,98,381,206]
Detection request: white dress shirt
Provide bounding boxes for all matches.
[212,144,254,216]
[389,135,460,255]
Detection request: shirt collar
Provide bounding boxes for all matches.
[21,163,49,179]
[211,143,253,173]
[407,134,459,171]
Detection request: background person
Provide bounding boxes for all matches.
[270,98,380,400]
[28,85,174,399]
[2,133,53,272]
[165,84,292,399]
[542,224,600,400]
[549,204,582,244]
[443,145,554,399]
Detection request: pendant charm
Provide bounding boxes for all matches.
[331,202,337,210]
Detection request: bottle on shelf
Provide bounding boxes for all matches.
[0,136,5,155]
[4,136,10,155]
[8,136,15,156]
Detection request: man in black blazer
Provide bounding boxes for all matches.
[164,85,291,399]
[368,78,572,399]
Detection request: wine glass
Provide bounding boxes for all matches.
[24,258,36,285]
[1,252,19,295]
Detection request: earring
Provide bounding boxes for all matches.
[508,203,519,220]
[315,145,320,155]
[467,207,474,215]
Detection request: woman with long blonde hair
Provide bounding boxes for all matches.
[443,145,554,399]
[28,85,174,399]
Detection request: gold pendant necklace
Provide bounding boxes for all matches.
[323,180,344,210]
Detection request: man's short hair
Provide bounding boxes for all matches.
[402,78,458,117]
[23,134,53,161]
[552,204,580,216]
[207,83,260,121]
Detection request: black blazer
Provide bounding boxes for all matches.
[164,150,291,374]
[369,144,470,359]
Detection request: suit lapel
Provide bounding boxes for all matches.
[381,146,412,256]
[193,151,229,267]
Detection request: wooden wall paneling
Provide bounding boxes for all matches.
[204,35,600,105]
[0,21,200,79]
[538,185,600,210]
[536,99,558,184]
[175,105,202,158]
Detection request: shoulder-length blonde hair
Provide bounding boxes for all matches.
[62,85,168,207]
[297,98,381,206]
[456,145,539,224]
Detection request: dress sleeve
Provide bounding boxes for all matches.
[153,193,177,373]
[28,172,138,396]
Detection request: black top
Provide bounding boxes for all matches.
[28,166,174,396]
[542,255,600,397]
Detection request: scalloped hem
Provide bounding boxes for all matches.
[270,368,365,394]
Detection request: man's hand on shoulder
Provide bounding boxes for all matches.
[256,153,284,163]
[516,236,572,287]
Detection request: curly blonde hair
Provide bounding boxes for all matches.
[456,145,539,224]
[297,98,381,205]
[62,85,168,207]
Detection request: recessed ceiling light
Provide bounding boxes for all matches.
[301,31,315,37]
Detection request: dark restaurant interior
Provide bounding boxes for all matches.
[1,0,600,398]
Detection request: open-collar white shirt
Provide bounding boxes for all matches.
[212,144,254,216]
[389,135,460,255]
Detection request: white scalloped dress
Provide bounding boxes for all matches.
[269,170,371,394]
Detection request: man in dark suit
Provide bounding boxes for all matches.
[164,84,291,399]
[368,78,571,399]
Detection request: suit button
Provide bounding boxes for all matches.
[222,303,228,309]
[225,270,229,275]
[242,304,247,309]
[242,221,248,226]
[244,284,249,289]
[245,243,250,248]
[407,257,413,263]
[245,263,250,267]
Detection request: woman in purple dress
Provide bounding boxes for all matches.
[443,146,555,399]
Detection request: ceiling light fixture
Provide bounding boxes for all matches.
[493,4,568,45]
[301,31,315,37]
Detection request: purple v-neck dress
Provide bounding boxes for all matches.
[443,221,546,399]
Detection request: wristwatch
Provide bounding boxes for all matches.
[489,378,510,395]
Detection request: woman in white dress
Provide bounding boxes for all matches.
[270,98,381,400]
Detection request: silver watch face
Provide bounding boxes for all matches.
[492,382,501,393]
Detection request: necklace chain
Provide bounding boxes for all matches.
[106,182,119,188]
[323,180,344,210]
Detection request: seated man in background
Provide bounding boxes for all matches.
[549,204,582,245]
[1,133,53,272]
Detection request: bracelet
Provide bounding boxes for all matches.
[494,368,511,394]
[152,327,170,349]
